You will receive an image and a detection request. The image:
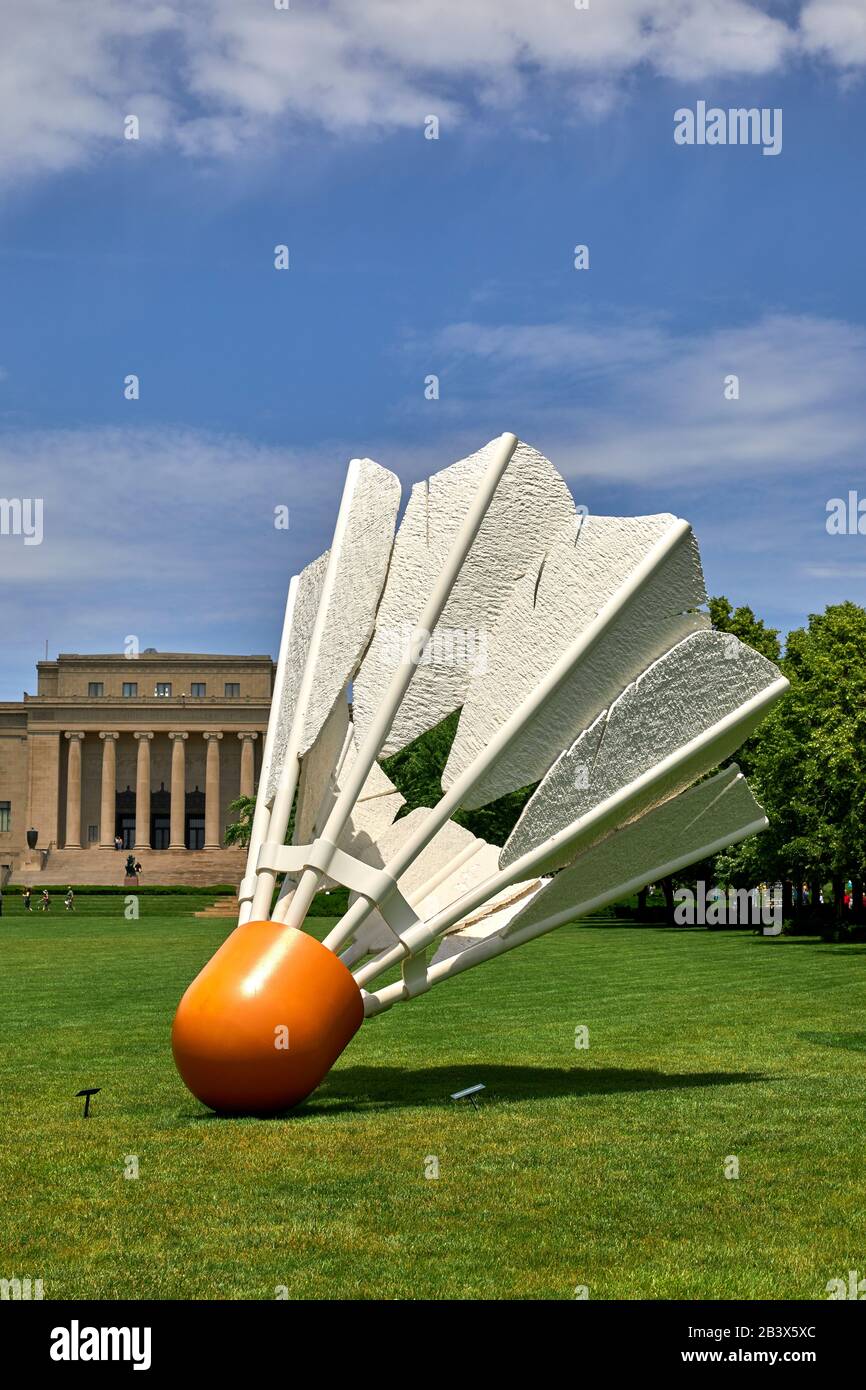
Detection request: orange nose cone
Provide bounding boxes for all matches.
[172,921,364,1115]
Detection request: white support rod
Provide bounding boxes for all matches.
[249,460,368,922]
[334,840,486,959]
[238,576,299,924]
[269,718,360,923]
[248,757,301,922]
[269,857,298,922]
[269,686,354,924]
[270,855,303,921]
[405,839,485,906]
[352,676,788,988]
[322,518,692,954]
[278,432,520,933]
[362,813,769,1015]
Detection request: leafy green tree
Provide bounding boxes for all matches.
[224,794,295,848]
[225,709,531,857]
[708,596,781,662]
[224,794,256,847]
[380,709,536,846]
[716,601,866,925]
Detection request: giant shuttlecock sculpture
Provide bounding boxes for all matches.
[172,433,788,1115]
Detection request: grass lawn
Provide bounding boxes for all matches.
[1,893,864,1300]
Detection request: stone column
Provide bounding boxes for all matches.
[238,732,258,799]
[64,732,85,848]
[98,732,119,847]
[26,732,61,852]
[203,732,223,849]
[133,732,153,852]
[169,733,188,849]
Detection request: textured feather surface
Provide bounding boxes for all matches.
[429,766,763,965]
[293,693,351,848]
[445,518,707,807]
[265,459,400,798]
[332,725,405,846]
[504,765,764,934]
[281,719,405,909]
[340,808,537,964]
[265,549,329,803]
[352,438,576,756]
[252,440,786,995]
[500,629,785,873]
[430,882,546,964]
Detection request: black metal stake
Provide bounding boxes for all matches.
[76,1087,101,1118]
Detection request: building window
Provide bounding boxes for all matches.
[123,682,138,697]
[0,801,10,832]
[155,682,172,697]
[191,682,206,697]
[87,824,98,843]
[88,682,104,697]
[225,682,240,697]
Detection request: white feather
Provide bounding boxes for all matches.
[445,517,708,807]
[501,629,785,874]
[353,438,577,756]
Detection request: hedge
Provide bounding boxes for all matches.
[5,883,237,896]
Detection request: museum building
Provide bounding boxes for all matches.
[0,651,273,884]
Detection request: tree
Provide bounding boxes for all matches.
[716,602,866,926]
[224,795,256,847]
[708,596,781,662]
[225,710,531,858]
[380,708,535,846]
[224,794,295,848]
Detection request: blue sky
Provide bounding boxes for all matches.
[1,0,866,697]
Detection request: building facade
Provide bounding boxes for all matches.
[0,651,273,882]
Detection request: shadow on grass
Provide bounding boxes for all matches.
[295,1063,768,1117]
[799,1031,866,1053]
[183,1066,767,1122]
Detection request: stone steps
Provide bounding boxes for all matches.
[13,846,246,887]
[194,896,241,918]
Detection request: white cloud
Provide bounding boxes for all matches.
[425,312,866,484]
[395,309,866,630]
[1,312,863,693]
[0,425,346,695]
[434,319,670,374]
[0,424,340,583]
[0,1,177,179]
[800,0,866,66]
[803,561,866,578]
[0,1,861,183]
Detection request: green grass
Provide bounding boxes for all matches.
[1,894,864,1300]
